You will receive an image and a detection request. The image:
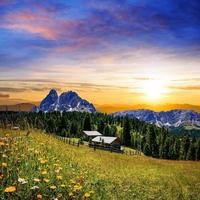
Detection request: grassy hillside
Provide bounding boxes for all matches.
[1,129,200,200]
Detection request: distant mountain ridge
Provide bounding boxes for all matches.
[96,104,200,113]
[113,109,200,128]
[0,103,36,112]
[33,89,96,113]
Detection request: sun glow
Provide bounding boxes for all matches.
[141,79,168,102]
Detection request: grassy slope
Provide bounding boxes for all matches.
[1,129,200,200]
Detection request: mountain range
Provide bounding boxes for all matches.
[113,109,200,127]
[32,89,96,113]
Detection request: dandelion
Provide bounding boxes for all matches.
[40,160,48,164]
[35,150,39,154]
[84,192,91,198]
[60,184,66,188]
[1,163,7,168]
[50,185,57,190]
[31,186,39,190]
[43,178,50,183]
[4,186,16,193]
[70,179,76,184]
[56,175,62,180]
[37,194,42,199]
[41,170,48,175]
[73,184,82,192]
[34,178,41,183]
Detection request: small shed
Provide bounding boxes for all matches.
[82,131,102,139]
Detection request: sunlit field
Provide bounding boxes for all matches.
[1,129,200,200]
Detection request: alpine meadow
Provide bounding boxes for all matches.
[0,0,200,199]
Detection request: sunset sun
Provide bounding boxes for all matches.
[142,79,167,101]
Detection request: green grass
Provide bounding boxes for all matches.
[1,129,200,200]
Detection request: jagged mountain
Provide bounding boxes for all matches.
[113,109,200,128]
[33,89,96,113]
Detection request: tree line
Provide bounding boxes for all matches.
[0,111,199,161]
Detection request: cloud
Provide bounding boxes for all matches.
[170,86,200,91]
[0,87,27,93]
[0,93,9,98]
[0,0,15,7]
[0,79,131,95]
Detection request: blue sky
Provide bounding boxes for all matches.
[0,0,200,105]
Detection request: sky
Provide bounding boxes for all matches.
[0,0,200,106]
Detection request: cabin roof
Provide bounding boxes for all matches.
[92,136,118,144]
[83,131,102,136]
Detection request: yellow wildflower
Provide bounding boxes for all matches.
[73,184,82,192]
[60,184,66,188]
[40,160,48,164]
[43,178,50,183]
[34,178,41,182]
[4,186,16,193]
[56,175,62,180]
[84,192,91,198]
[70,179,76,184]
[2,163,7,168]
[50,185,56,190]
[41,170,47,175]
[68,192,73,197]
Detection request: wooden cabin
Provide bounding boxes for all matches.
[91,136,121,151]
[82,131,102,140]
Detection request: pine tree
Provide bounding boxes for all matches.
[70,122,78,136]
[143,143,151,156]
[83,114,92,131]
[187,143,196,160]
[97,120,105,133]
[122,117,131,146]
[146,126,158,157]
[104,125,110,136]
[196,139,200,161]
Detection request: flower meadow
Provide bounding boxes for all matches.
[1,129,200,200]
[0,130,95,200]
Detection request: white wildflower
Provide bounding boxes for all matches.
[30,186,39,190]
[18,177,28,184]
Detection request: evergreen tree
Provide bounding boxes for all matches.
[146,126,158,157]
[187,143,196,160]
[104,125,110,136]
[196,139,200,161]
[143,143,151,156]
[122,117,131,146]
[97,120,105,133]
[83,114,92,131]
[70,122,78,136]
